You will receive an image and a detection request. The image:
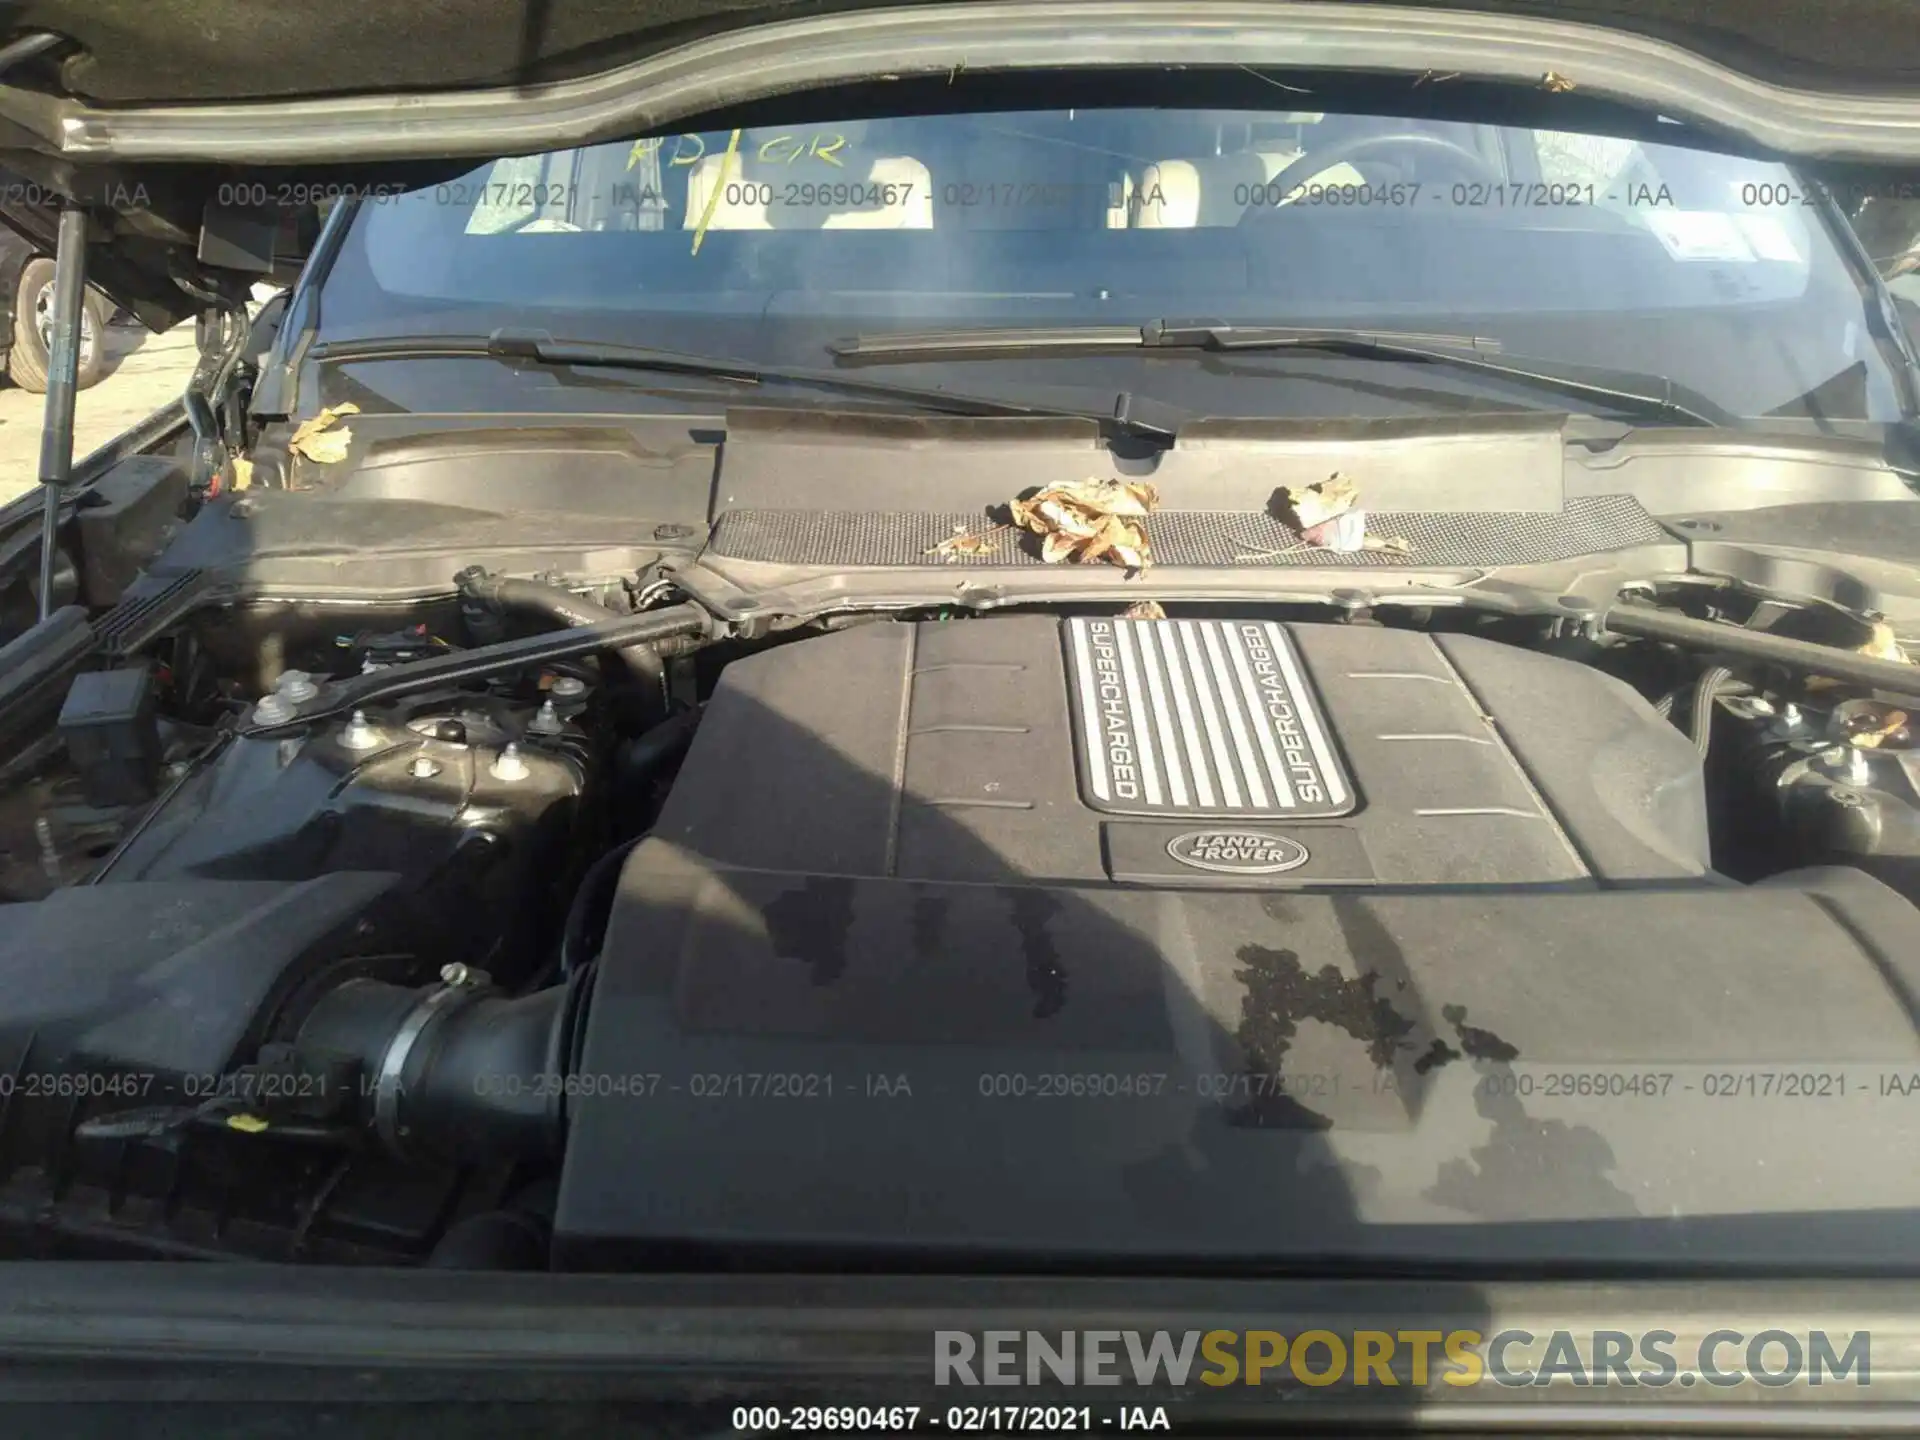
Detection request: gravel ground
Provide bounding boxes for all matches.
[0,320,198,503]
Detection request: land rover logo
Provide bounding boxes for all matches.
[1166,829,1311,874]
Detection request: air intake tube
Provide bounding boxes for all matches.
[293,964,588,1166]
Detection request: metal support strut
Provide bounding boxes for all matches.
[36,204,89,622]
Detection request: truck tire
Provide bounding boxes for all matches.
[9,258,112,394]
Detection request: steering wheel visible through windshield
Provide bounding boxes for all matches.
[315,106,1906,422]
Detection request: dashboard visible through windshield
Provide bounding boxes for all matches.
[318,106,1903,420]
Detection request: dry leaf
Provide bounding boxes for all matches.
[230,455,254,492]
[1540,71,1576,93]
[293,429,353,465]
[1008,479,1159,570]
[925,523,1008,561]
[1244,474,1415,559]
[1274,474,1359,531]
[1808,619,1911,689]
[1124,600,1167,620]
[288,403,360,465]
[1851,709,1910,749]
[1861,620,1911,665]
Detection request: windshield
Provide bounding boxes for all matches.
[318,105,1906,421]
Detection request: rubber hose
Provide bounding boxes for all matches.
[454,567,666,699]
[1686,665,1733,756]
[459,573,625,631]
[296,974,580,1165]
[616,702,702,788]
[426,1210,550,1270]
[560,834,644,979]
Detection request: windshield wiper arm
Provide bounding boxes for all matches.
[832,321,1504,360]
[309,329,1177,439]
[1148,322,1733,427]
[830,320,1732,428]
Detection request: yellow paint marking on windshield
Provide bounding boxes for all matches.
[690,127,742,256]
[629,134,714,169]
[754,132,849,165]
[633,130,846,170]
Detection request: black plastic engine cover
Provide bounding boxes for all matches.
[631,616,1712,888]
[561,853,1920,1269]
[554,620,1920,1270]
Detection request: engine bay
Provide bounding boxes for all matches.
[4,467,1920,1268]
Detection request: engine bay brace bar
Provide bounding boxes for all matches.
[237,601,716,735]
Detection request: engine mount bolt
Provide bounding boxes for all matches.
[408,754,442,779]
[1747,697,1776,718]
[549,676,587,699]
[1830,787,1867,808]
[527,698,565,736]
[340,709,385,751]
[439,963,471,987]
[491,743,531,782]
[250,693,294,726]
[275,670,319,703]
[1780,703,1804,728]
[1845,745,1873,785]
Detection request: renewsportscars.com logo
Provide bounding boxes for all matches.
[934,1329,1873,1389]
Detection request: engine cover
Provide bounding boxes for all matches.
[555,618,1920,1271]
[624,614,1713,888]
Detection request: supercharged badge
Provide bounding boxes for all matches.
[1064,618,1353,819]
[1166,830,1310,874]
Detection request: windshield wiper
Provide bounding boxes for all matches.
[309,329,1177,439]
[830,320,1733,428]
